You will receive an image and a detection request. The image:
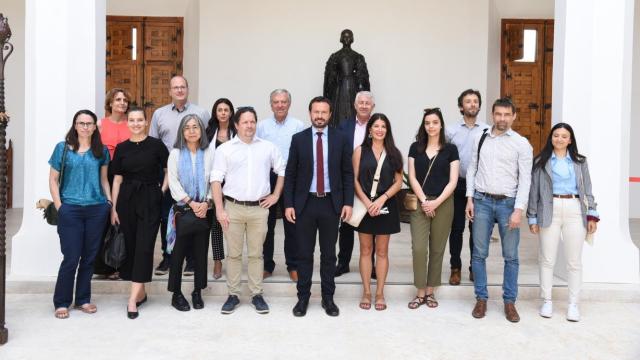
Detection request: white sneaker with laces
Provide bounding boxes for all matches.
[566,303,581,322]
[539,300,553,318]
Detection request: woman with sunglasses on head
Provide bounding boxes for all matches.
[407,108,460,310]
[167,114,215,312]
[48,110,112,319]
[94,88,133,280]
[205,98,236,279]
[352,113,403,311]
[528,122,598,322]
[110,107,169,319]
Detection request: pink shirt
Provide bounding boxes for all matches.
[100,117,130,158]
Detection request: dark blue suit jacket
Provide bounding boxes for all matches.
[337,117,356,148]
[284,127,354,215]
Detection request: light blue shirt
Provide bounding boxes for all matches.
[445,120,490,178]
[309,127,331,193]
[551,153,578,195]
[257,115,305,164]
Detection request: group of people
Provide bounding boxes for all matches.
[48,76,599,323]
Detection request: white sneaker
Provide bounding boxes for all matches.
[567,303,581,322]
[539,300,553,318]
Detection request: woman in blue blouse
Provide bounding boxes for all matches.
[527,123,598,322]
[48,109,112,319]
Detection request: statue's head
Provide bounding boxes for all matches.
[340,29,353,46]
[0,14,12,44]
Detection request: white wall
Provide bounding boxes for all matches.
[630,0,640,218]
[3,0,25,209]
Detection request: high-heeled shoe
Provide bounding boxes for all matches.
[136,295,148,307]
[127,305,139,319]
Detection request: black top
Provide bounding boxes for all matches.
[358,146,397,198]
[408,142,459,196]
[111,137,169,183]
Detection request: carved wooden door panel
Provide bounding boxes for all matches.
[106,17,183,121]
[501,19,553,155]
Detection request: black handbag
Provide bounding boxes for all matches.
[103,224,126,269]
[44,143,69,226]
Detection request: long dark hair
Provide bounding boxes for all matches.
[361,113,403,172]
[415,108,446,153]
[533,122,585,170]
[65,109,105,159]
[206,98,236,143]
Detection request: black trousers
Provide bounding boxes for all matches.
[337,223,375,268]
[449,177,474,270]
[160,191,194,265]
[296,195,339,301]
[167,211,210,293]
[263,172,297,272]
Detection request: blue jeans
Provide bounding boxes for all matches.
[54,203,110,308]
[471,192,520,303]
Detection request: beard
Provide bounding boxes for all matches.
[464,108,479,117]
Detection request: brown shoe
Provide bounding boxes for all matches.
[263,271,272,279]
[504,303,520,323]
[472,299,487,318]
[449,268,461,285]
[289,270,298,282]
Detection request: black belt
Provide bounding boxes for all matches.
[309,192,330,198]
[553,194,579,199]
[478,192,508,200]
[224,195,260,206]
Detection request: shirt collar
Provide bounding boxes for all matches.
[172,102,190,113]
[489,127,515,137]
[230,135,261,145]
[459,120,479,127]
[313,126,327,135]
[551,152,572,161]
[272,115,289,125]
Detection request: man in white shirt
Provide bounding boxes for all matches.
[256,89,306,281]
[445,89,489,285]
[211,107,285,315]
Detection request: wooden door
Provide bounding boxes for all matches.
[501,19,553,155]
[106,16,183,120]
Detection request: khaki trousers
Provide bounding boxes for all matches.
[224,201,269,296]
[410,196,453,288]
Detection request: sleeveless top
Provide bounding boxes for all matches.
[358,146,396,199]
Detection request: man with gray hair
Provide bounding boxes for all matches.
[335,90,376,277]
[149,75,210,277]
[257,89,306,281]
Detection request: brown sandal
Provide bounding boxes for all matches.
[425,294,439,308]
[54,307,69,319]
[375,295,387,311]
[74,303,97,314]
[359,293,372,310]
[408,296,426,309]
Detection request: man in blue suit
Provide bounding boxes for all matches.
[284,96,354,317]
[335,91,376,277]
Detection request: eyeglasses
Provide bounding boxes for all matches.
[236,106,255,111]
[76,122,95,128]
[171,86,187,91]
[423,107,441,114]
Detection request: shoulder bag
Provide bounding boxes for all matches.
[403,151,439,211]
[347,151,386,228]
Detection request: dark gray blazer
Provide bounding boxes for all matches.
[527,158,597,228]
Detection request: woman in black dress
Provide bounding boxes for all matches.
[111,107,169,319]
[352,113,403,311]
[205,98,236,279]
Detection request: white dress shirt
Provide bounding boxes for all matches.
[353,118,368,150]
[309,127,331,192]
[168,145,215,202]
[211,136,285,201]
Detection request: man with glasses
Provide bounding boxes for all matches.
[257,89,305,282]
[465,97,532,323]
[149,75,210,277]
[445,89,489,285]
[212,107,285,314]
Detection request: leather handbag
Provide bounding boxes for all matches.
[347,151,386,228]
[403,152,438,211]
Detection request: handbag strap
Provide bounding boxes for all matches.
[420,151,439,192]
[369,151,387,199]
[58,142,69,190]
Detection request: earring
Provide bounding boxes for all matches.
[368,133,373,139]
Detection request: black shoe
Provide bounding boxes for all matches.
[251,295,270,314]
[335,264,350,277]
[135,295,148,307]
[171,292,191,312]
[221,295,240,314]
[127,305,138,319]
[184,263,195,277]
[192,290,204,310]
[154,258,170,275]
[292,299,309,317]
[321,298,340,317]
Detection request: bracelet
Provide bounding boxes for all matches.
[383,193,389,200]
[107,200,113,206]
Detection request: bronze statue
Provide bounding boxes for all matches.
[323,29,370,127]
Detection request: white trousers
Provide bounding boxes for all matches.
[538,198,586,304]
